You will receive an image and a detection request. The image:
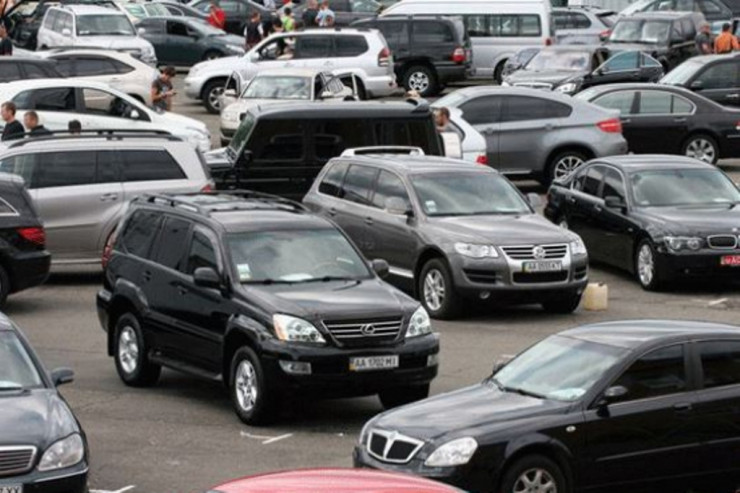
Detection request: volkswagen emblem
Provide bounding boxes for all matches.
[533,246,547,259]
[360,324,376,335]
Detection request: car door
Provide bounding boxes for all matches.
[565,164,606,261]
[580,343,701,489]
[330,163,379,256]
[626,89,693,154]
[139,19,168,63]
[689,60,740,107]
[254,35,298,70]
[165,19,201,65]
[588,51,643,88]
[594,166,635,272]
[456,95,502,168]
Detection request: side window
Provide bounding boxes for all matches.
[154,217,191,270]
[0,154,36,185]
[52,58,76,77]
[140,19,165,34]
[413,21,454,43]
[332,0,350,11]
[638,90,693,114]
[372,170,410,210]
[641,53,663,68]
[185,230,219,275]
[377,21,408,47]
[120,150,186,182]
[612,345,686,402]
[459,95,501,125]
[315,120,370,162]
[13,87,75,112]
[350,0,378,13]
[581,165,604,196]
[96,151,121,184]
[167,20,189,36]
[553,12,568,30]
[220,0,241,14]
[593,90,636,115]
[61,12,73,34]
[33,151,97,189]
[502,96,571,122]
[119,210,162,260]
[571,13,591,29]
[335,36,369,57]
[110,59,135,74]
[695,62,740,89]
[247,120,305,163]
[465,15,495,37]
[318,161,349,197]
[52,11,66,32]
[342,164,378,206]
[601,168,626,201]
[699,341,740,389]
[671,94,693,114]
[43,10,57,29]
[76,57,117,76]
[603,51,639,71]
[294,36,333,59]
[22,64,49,80]
[82,88,116,114]
[0,63,20,83]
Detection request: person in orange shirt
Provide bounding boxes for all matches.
[714,22,739,54]
[207,0,226,30]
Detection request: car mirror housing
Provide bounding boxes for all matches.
[603,385,628,401]
[604,195,625,210]
[137,27,146,36]
[193,267,221,289]
[51,367,74,386]
[385,197,412,217]
[61,27,72,37]
[129,109,140,120]
[371,259,389,279]
[690,79,703,89]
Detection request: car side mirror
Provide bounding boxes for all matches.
[385,197,412,217]
[603,385,628,401]
[371,258,389,279]
[137,27,146,36]
[527,192,542,208]
[193,267,221,289]
[604,195,625,210]
[61,27,71,36]
[51,367,74,386]
[690,80,703,89]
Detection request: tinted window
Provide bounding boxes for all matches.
[374,120,437,154]
[139,19,165,34]
[155,217,191,270]
[695,62,740,89]
[593,90,635,114]
[603,51,639,71]
[315,120,370,161]
[638,91,693,114]
[413,21,453,43]
[13,88,75,111]
[376,21,408,47]
[75,57,117,76]
[372,170,409,210]
[220,0,241,14]
[52,58,76,77]
[167,20,190,36]
[459,95,500,125]
[33,151,96,188]
[601,168,625,201]
[335,36,368,57]
[613,345,686,401]
[0,63,20,83]
[581,165,604,196]
[571,13,591,28]
[700,341,740,389]
[464,14,542,37]
[120,210,162,259]
[96,151,121,183]
[342,165,378,205]
[121,150,185,182]
[250,120,305,162]
[332,0,350,11]
[111,59,134,74]
[319,161,349,197]
[0,154,36,185]
[185,230,219,275]
[22,63,49,79]
[295,36,333,59]
[502,96,571,122]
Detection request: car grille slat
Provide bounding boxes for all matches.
[0,446,36,477]
[323,317,403,346]
[367,430,424,464]
[707,235,738,250]
[502,244,568,260]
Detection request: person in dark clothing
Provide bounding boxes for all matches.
[151,66,176,112]
[301,0,318,27]
[244,11,263,49]
[23,111,52,136]
[0,23,12,56]
[1,102,24,141]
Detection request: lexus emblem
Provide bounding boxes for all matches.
[360,324,376,335]
[533,246,547,259]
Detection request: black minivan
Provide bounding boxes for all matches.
[205,99,443,199]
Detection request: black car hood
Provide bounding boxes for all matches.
[428,214,573,245]
[371,382,570,441]
[0,389,79,450]
[638,204,740,235]
[506,69,586,86]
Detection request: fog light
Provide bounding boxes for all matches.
[480,291,491,300]
[279,361,312,375]
[427,353,439,367]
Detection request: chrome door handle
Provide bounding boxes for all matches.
[100,193,118,201]
[364,217,373,225]
[328,207,337,216]
[594,205,603,212]
[673,117,687,123]
[673,402,693,413]
[177,286,188,296]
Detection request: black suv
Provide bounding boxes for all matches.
[0,172,50,306]
[97,192,439,425]
[661,53,740,107]
[353,16,471,97]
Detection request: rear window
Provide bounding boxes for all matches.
[598,12,618,27]
[413,21,454,43]
[119,210,163,259]
[120,150,186,182]
[318,161,349,197]
[335,35,369,57]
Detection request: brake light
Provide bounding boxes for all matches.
[599,29,612,41]
[545,37,553,46]
[597,118,623,133]
[475,154,488,165]
[735,121,740,132]
[378,47,391,67]
[451,47,466,64]
[17,227,45,246]
[201,182,214,193]
[101,229,117,270]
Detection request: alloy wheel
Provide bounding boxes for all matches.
[637,244,655,287]
[208,86,225,111]
[423,269,446,312]
[513,468,558,493]
[118,326,139,375]
[553,155,584,180]
[408,71,430,92]
[235,360,258,413]
[685,138,716,164]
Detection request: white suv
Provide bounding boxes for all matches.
[184,28,397,113]
[37,5,157,66]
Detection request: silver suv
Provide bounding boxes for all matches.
[0,132,213,265]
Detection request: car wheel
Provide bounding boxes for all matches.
[230,346,276,426]
[378,384,430,409]
[0,265,10,307]
[419,258,460,320]
[202,49,223,61]
[635,239,663,291]
[114,313,161,387]
[402,65,438,97]
[541,290,582,314]
[203,79,226,114]
[548,150,588,184]
[493,60,506,84]
[683,134,718,164]
[500,455,568,493]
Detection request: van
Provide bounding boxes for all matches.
[381,0,554,82]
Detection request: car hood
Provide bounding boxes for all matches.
[506,69,586,86]
[76,36,151,50]
[154,109,208,133]
[637,204,740,235]
[428,214,574,245]
[224,98,307,114]
[211,34,246,46]
[0,389,80,450]
[190,54,245,76]
[370,382,570,441]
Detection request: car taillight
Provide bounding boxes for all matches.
[101,229,117,270]
[545,37,553,46]
[17,227,45,246]
[476,154,488,165]
[378,47,391,67]
[599,29,611,41]
[201,182,214,193]
[451,47,466,64]
[597,118,623,133]
[735,121,740,132]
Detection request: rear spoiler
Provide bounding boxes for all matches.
[340,146,425,157]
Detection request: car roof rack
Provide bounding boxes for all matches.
[137,190,308,216]
[341,146,425,157]
[5,129,179,148]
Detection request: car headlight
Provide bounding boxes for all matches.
[406,306,432,338]
[273,314,326,344]
[570,237,587,256]
[454,243,499,258]
[37,434,85,472]
[424,437,478,467]
[665,236,703,251]
[555,82,577,94]
[222,108,239,121]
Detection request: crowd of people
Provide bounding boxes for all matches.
[1,102,81,141]
[695,21,740,54]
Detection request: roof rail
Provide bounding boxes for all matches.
[5,129,179,148]
[216,189,308,212]
[135,190,308,215]
[341,146,425,157]
[136,194,208,215]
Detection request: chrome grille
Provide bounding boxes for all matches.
[513,82,553,90]
[501,244,568,260]
[0,446,36,477]
[323,317,403,345]
[708,235,738,250]
[367,430,424,464]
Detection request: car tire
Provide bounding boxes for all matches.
[355,80,367,100]
[0,264,10,307]
[378,384,430,410]
[548,150,588,184]
[635,239,663,291]
[114,313,161,387]
[494,60,506,84]
[202,79,226,114]
[541,290,582,314]
[683,133,719,165]
[500,455,569,493]
[202,49,223,61]
[230,346,277,426]
[402,65,438,97]
[418,258,460,320]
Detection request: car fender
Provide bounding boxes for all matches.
[501,433,575,484]
[222,314,274,383]
[492,52,516,71]
[112,277,151,319]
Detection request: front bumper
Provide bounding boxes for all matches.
[184,75,208,100]
[7,250,51,293]
[0,462,88,493]
[657,248,740,280]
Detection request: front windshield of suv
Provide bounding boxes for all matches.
[228,229,372,283]
[492,335,626,401]
[0,331,43,391]
[76,14,135,36]
[660,59,702,84]
[631,169,740,207]
[242,76,312,100]
[610,19,670,43]
[412,172,532,216]
[524,49,591,72]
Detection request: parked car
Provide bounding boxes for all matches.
[185,28,397,113]
[352,15,471,97]
[0,313,88,492]
[603,12,703,71]
[293,0,382,27]
[5,0,64,50]
[38,48,159,104]
[0,57,63,84]
[186,0,271,35]
[0,173,50,306]
[120,0,172,21]
[355,319,740,493]
[434,86,628,183]
[661,53,740,108]
[504,47,664,94]
[500,47,540,78]
[381,0,554,82]
[137,16,245,66]
[155,0,208,21]
[545,155,740,289]
[553,6,617,44]
[620,0,732,33]
[304,152,589,318]
[0,132,213,264]
[97,191,440,425]
[0,79,211,152]
[577,83,740,164]
[444,106,487,164]
[206,469,461,493]
[207,99,444,197]
[36,4,158,66]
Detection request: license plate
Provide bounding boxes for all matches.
[350,355,399,372]
[0,485,23,493]
[523,261,562,273]
[721,255,740,266]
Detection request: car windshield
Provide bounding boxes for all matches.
[492,335,626,401]
[524,49,591,72]
[660,60,702,84]
[0,331,43,391]
[124,3,146,18]
[412,172,531,217]
[228,229,372,284]
[242,76,312,100]
[77,14,135,35]
[631,169,740,207]
[610,19,670,43]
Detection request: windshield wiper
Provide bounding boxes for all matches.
[503,386,546,399]
[0,385,25,392]
[243,279,295,285]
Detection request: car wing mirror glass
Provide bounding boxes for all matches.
[603,384,628,401]
[371,258,389,279]
[193,267,221,289]
[690,79,703,89]
[385,197,412,217]
[50,367,74,386]
[527,192,542,208]
[604,195,625,210]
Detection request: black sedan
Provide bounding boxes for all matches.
[545,154,740,290]
[0,314,87,492]
[660,53,740,108]
[577,83,740,164]
[355,319,740,493]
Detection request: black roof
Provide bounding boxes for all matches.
[335,154,489,175]
[248,99,432,119]
[590,154,714,172]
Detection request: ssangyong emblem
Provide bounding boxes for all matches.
[533,246,547,259]
[360,324,377,335]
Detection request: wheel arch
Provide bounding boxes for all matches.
[222,315,268,387]
[200,75,228,100]
[545,144,596,177]
[413,247,447,298]
[682,130,722,159]
[107,293,143,356]
[497,439,575,493]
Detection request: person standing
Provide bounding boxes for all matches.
[434,107,462,138]
[244,11,263,49]
[151,66,177,112]
[714,22,739,54]
[0,22,13,56]
[1,102,24,141]
[695,22,714,54]
[207,0,226,30]
[23,111,52,136]
[281,7,295,32]
[316,0,335,27]
[302,0,319,28]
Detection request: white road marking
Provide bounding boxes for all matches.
[261,433,293,445]
[90,486,136,493]
[709,298,729,306]
[240,431,294,444]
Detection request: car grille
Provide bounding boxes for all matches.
[707,235,738,250]
[322,317,403,346]
[367,430,424,464]
[0,446,36,477]
[513,271,569,284]
[513,82,553,90]
[502,244,568,260]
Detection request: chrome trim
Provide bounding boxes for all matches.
[0,445,37,477]
[707,235,738,250]
[323,318,404,342]
[501,243,569,260]
[366,429,425,464]
[388,266,414,279]
[33,466,89,483]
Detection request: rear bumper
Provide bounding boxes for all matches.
[434,64,469,84]
[7,250,51,293]
[0,462,88,493]
[363,75,399,98]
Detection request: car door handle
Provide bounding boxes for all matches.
[673,402,693,413]
[673,117,687,123]
[594,204,603,212]
[566,196,576,204]
[177,286,188,296]
[100,193,119,201]
[364,217,373,225]
[328,207,337,216]
[142,270,152,282]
